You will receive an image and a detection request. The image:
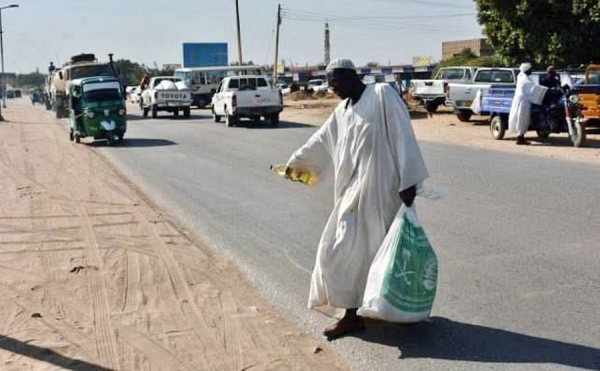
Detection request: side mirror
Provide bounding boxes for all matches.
[59,71,64,80]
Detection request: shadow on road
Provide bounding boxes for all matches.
[528,135,600,149]
[90,138,177,148]
[126,114,209,122]
[352,317,600,370]
[0,335,114,370]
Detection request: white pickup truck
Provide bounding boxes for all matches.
[410,66,479,113]
[211,75,283,127]
[140,77,191,118]
[447,68,519,121]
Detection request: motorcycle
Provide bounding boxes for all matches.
[533,85,586,147]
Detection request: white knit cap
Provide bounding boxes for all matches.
[326,58,356,73]
[520,63,532,73]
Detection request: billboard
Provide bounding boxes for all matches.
[183,43,228,68]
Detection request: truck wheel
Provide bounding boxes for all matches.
[490,116,505,140]
[270,113,280,127]
[457,110,472,122]
[174,109,179,117]
[212,109,221,123]
[225,112,237,127]
[151,105,158,118]
[143,107,149,117]
[183,107,191,118]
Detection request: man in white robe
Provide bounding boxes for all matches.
[286,59,429,339]
[508,63,539,145]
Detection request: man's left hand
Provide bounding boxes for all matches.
[400,186,417,207]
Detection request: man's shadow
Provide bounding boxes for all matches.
[353,317,600,370]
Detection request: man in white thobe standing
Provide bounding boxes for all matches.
[286,59,429,339]
[508,63,540,145]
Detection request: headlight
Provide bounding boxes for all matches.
[85,111,95,118]
[569,94,580,104]
[118,108,126,116]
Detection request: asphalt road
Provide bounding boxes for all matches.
[93,105,600,370]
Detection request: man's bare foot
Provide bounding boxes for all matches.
[323,316,365,340]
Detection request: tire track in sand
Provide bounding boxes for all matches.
[78,205,120,370]
[132,208,231,371]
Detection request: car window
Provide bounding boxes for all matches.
[257,78,268,87]
[437,68,465,80]
[474,70,515,83]
[216,81,224,92]
[228,79,239,89]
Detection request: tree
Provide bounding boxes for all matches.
[475,0,600,67]
[433,48,506,76]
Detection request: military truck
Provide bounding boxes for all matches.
[50,53,119,118]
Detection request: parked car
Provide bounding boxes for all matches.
[411,66,479,113]
[447,67,519,122]
[307,79,328,93]
[211,75,283,127]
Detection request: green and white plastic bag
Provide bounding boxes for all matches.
[358,205,438,323]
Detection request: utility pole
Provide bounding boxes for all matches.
[324,22,330,66]
[273,4,281,84]
[0,4,19,118]
[235,0,243,65]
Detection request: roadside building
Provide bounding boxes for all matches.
[442,38,495,60]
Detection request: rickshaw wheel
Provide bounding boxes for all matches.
[74,134,81,144]
[571,120,586,148]
[69,129,74,142]
[490,116,505,140]
[107,136,115,146]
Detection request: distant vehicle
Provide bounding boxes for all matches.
[174,65,264,108]
[129,86,141,103]
[307,79,328,93]
[140,77,192,118]
[411,66,479,113]
[211,75,283,127]
[276,83,292,95]
[50,53,119,119]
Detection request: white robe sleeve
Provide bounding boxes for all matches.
[286,113,334,178]
[378,84,429,192]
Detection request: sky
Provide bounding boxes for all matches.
[4,0,482,73]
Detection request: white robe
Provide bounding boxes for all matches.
[508,72,548,136]
[287,84,429,309]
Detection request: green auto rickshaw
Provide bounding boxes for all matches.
[68,77,127,145]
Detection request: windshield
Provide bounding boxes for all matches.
[83,88,122,102]
[436,68,466,80]
[70,64,113,80]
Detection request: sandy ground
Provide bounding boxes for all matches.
[282,98,600,165]
[0,103,348,371]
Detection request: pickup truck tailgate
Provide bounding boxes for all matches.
[412,80,445,97]
[157,91,190,101]
[239,90,279,108]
